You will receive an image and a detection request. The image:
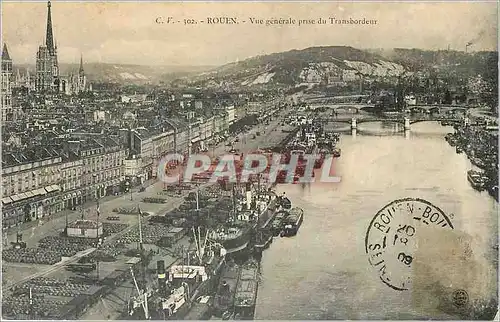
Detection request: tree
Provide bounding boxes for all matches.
[444,89,452,105]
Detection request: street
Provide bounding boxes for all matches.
[2,105,294,300]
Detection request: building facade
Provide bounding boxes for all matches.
[127,128,176,183]
[2,149,65,228]
[60,156,84,210]
[77,137,127,202]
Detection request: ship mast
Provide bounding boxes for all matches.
[257,173,261,198]
[195,187,199,212]
[130,267,149,319]
[192,223,212,264]
[138,207,144,252]
[231,184,237,221]
[29,287,34,319]
[137,207,147,297]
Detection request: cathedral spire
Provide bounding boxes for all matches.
[79,54,84,74]
[2,43,11,60]
[46,1,55,53]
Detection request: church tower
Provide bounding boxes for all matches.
[35,1,59,92]
[1,43,13,122]
[78,54,87,93]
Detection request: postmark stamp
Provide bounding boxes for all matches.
[365,198,454,291]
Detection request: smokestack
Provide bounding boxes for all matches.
[157,260,166,295]
[465,42,473,53]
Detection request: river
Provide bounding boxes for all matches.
[255,121,498,320]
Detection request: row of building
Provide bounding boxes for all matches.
[0,103,243,229]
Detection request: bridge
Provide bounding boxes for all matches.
[315,115,466,131]
[308,103,468,114]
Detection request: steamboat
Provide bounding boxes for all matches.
[125,226,226,320]
[210,182,278,256]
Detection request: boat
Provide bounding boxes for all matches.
[280,207,304,237]
[212,225,252,255]
[211,186,277,255]
[277,193,292,210]
[314,154,325,169]
[470,157,486,169]
[158,231,225,320]
[270,210,289,236]
[467,170,486,191]
[253,229,273,253]
[127,227,226,320]
[234,259,259,320]
[315,148,332,168]
[213,261,240,317]
[488,185,499,201]
[183,295,213,320]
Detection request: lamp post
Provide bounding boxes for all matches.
[126,180,133,201]
[95,196,101,282]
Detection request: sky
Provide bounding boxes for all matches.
[1,1,498,66]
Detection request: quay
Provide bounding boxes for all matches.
[1,104,296,320]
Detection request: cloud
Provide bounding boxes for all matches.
[2,2,497,66]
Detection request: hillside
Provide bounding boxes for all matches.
[183,46,408,87]
[370,48,497,74]
[13,63,213,84]
[182,46,497,89]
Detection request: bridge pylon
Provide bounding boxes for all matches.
[404,117,410,130]
[351,118,357,130]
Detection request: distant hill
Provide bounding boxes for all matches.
[182,46,411,87]
[368,48,497,77]
[13,46,496,88]
[180,46,498,88]
[13,63,214,84]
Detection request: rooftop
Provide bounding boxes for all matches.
[67,219,102,229]
[2,146,61,168]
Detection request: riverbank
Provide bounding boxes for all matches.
[446,124,498,200]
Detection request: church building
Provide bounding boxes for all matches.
[35,1,89,95]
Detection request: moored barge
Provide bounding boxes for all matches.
[467,170,486,191]
[270,210,289,236]
[234,259,259,320]
[280,207,304,237]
